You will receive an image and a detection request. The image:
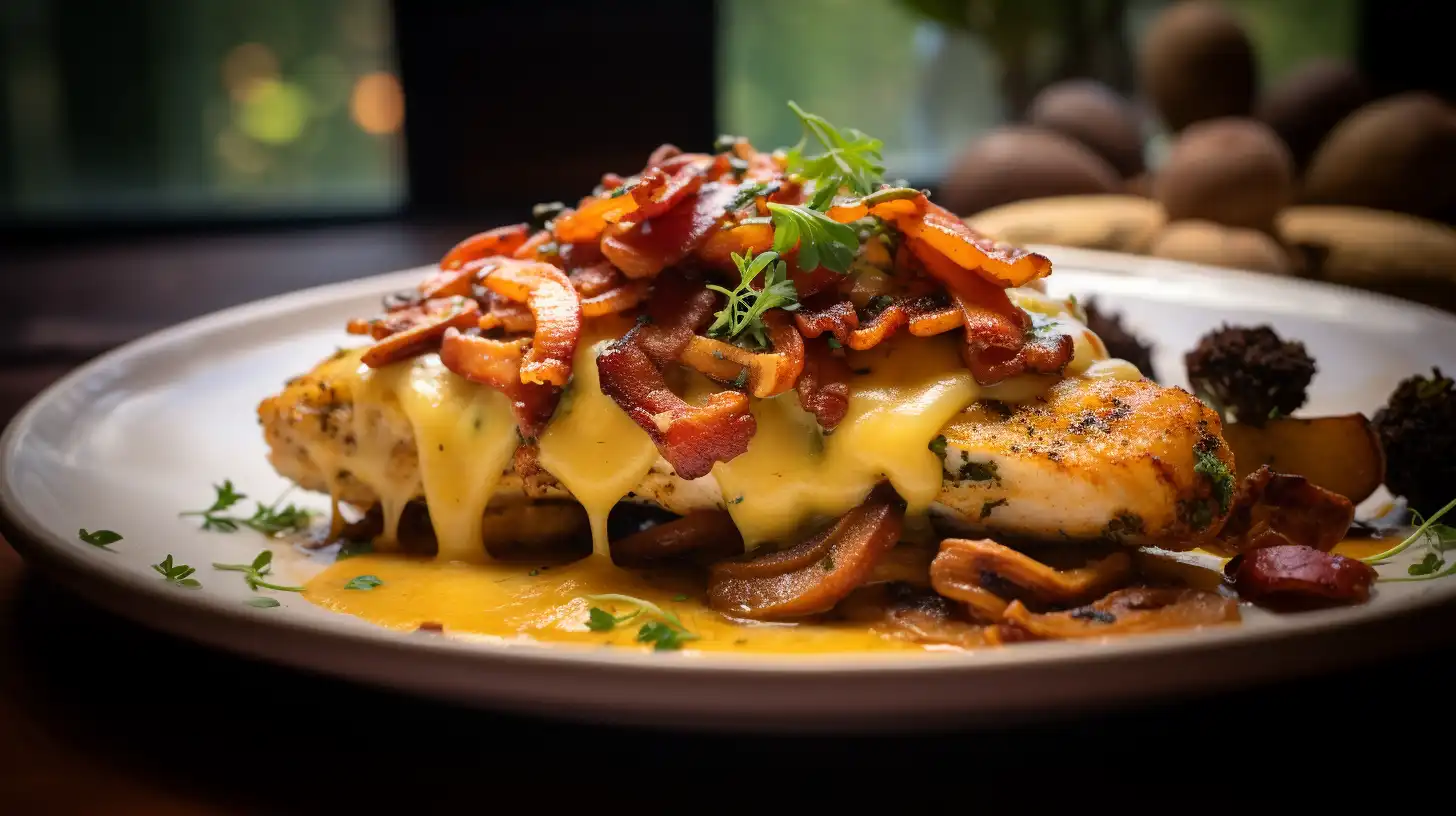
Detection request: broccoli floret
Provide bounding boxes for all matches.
[1082,298,1157,381]
[1184,325,1316,427]
[1372,368,1456,517]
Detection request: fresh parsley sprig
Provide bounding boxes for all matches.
[583,593,698,651]
[1362,497,1456,580]
[181,480,313,537]
[212,550,306,593]
[767,203,859,275]
[707,250,800,348]
[152,554,201,589]
[784,100,885,210]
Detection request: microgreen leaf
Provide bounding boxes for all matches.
[706,249,801,348]
[344,575,384,591]
[584,593,696,649]
[245,597,281,608]
[783,101,885,208]
[152,554,202,589]
[213,550,305,593]
[181,480,313,537]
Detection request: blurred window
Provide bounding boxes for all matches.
[717,0,1357,184]
[0,0,404,223]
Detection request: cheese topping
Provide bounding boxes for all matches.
[298,286,1130,562]
[538,316,660,558]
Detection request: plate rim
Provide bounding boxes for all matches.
[3,246,1455,682]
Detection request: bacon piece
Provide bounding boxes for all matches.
[794,299,859,346]
[439,330,560,438]
[478,260,582,387]
[1211,466,1355,556]
[436,223,532,273]
[1225,544,1377,608]
[848,300,911,351]
[929,538,1134,622]
[1002,587,1240,639]
[945,269,1073,385]
[797,338,852,429]
[553,195,643,245]
[613,163,706,227]
[678,311,805,398]
[708,482,907,620]
[601,182,743,279]
[359,298,481,368]
[596,273,756,479]
[906,298,962,337]
[827,190,1051,288]
[610,510,745,568]
[510,229,557,262]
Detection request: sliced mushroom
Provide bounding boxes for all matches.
[1002,587,1240,639]
[679,311,805,398]
[610,510,745,567]
[929,538,1134,621]
[708,483,907,620]
[1212,466,1356,556]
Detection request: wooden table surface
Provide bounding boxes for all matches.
[4,224,1455,808]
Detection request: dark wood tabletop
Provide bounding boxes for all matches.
[3,224,1455,808]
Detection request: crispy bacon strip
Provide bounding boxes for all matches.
[945,269,1073,385]
[478,260,582,387]
[1225,544,1377,608]
[1211,466,1355,556]
[359,298,481,368]
[1002,587,1240,639]
[827,190,1051,288]
[797,338,852,429]
[848,301,911,351]
[793,299,859,346]
[568,262,622,297]
[610,510,745,567]
[613,163,707,227]
[678,311,804,398]
[601,182,743,279]
[439,330,560,438]
[553,195,643,245]
[596,274,756,479]
[929,538,1134,622]
[708,483,907,620]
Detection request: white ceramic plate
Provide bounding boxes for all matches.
[4,247,1455,733]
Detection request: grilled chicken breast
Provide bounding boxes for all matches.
[260,345,1232,551]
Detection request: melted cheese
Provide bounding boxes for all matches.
[711,334,978,548]
[538,316,660,558]
[305,553,926,653]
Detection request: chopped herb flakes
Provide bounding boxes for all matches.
[344,574,384,591]
[153,554,201,589]
[979,498,1008,520]
[79,528,122,548]
[583,594,699,651]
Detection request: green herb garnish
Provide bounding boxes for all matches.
[929,435,948,458]
[212,550,305,593]
[583,593,699,651]
[1194,447,1234,515]
[79,528,122,549]
[707,249,800,348]
[344,575,384,591]
[181,480,313,537]
[245,597,281,608]
[827,337,842,350]
[1362,497,1456,581]
[152,554,201,589]
[767,203,858,274]
[783,100,885,210]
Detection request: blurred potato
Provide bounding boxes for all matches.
[1153,117,1294,235]
[939,126,1121,217]
[1138,0,1258,132]
[966,195,1165,254]
[1147,219,1292,275]
[1027,79,1147,178]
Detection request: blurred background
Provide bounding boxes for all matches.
[2,0,1453,417]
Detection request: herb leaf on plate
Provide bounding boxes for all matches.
[79,528,122,549]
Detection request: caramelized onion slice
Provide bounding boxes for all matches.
[796,337,852,429]
[1003,587,1241,639]
[708,482,907,620]
[439,330,560,438]
[827,191,1051,288]
[479,260,582,386]
[678,311,805,398]
[838,583,991,648]
[931,538,1134,611]
[436,223,532,273]
[611,510,746,567]
[1212,466,1355,556]
[1225,544,1377,608]
[360,298,481,368]
[581,281,651,318]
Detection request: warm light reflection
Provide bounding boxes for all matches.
[221,42,280,101]
[350,71,404,135]
[238,79,311,145]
